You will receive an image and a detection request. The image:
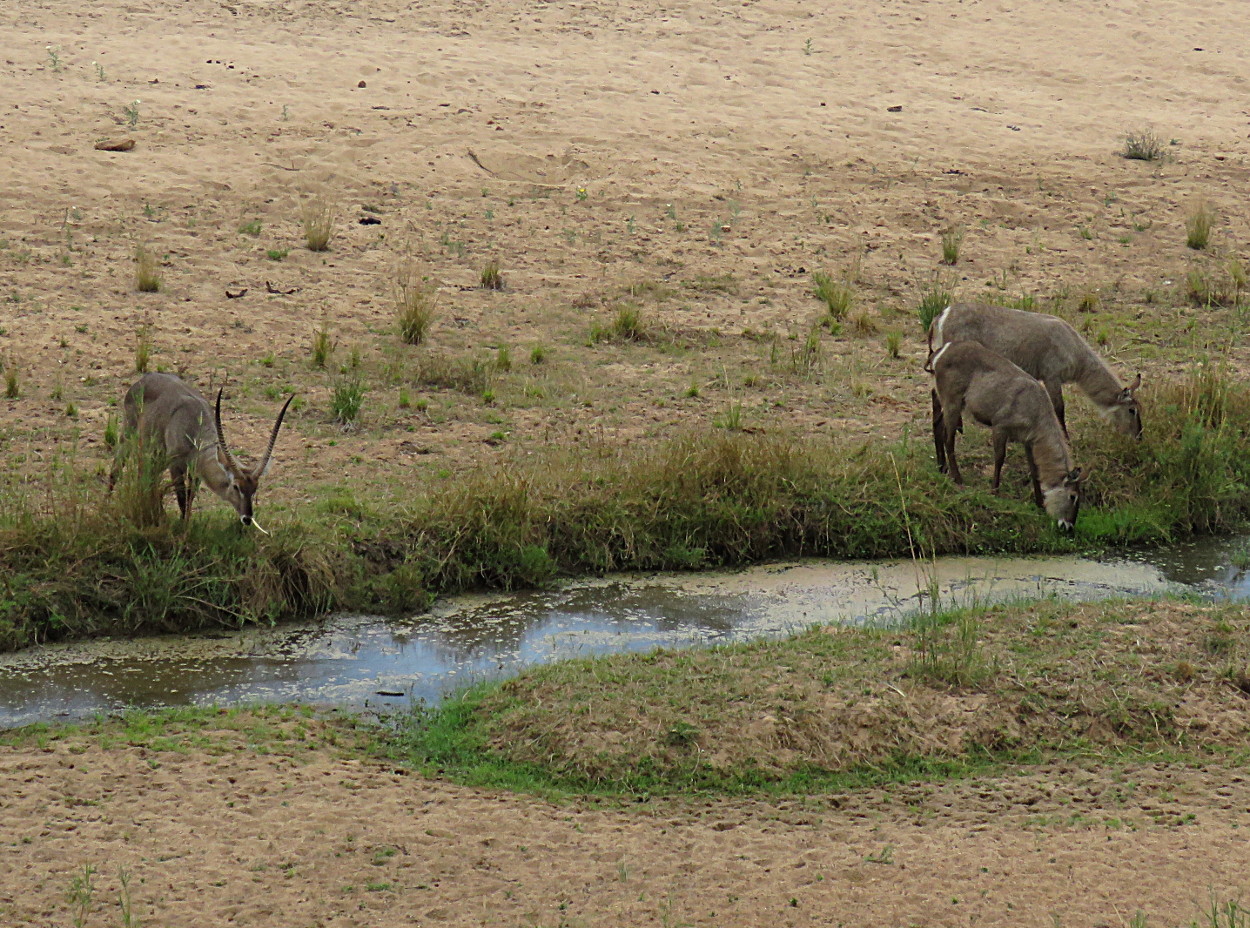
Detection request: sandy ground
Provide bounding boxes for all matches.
[5,1,1250,924]
[2,0,1249,502]
[2,724,1249,927]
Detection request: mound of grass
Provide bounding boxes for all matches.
[1121,128,1164,162]
[0,507,341,651]
[389,598,1250,795]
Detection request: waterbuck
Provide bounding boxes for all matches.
[928,302,1142,439]
[928,341,1086,530]
[109,373,294,531]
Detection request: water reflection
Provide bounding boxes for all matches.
[1,539,1246,728]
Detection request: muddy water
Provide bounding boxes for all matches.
[2,538,1249,728]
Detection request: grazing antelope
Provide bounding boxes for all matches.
[928,301,1142,440]
[928,341,1086,530]
[109,373,294,531]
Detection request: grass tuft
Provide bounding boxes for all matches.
[301,194,337,252]
[479,260,504,291]
[133,321,154,373]
[1186,199,1215,250]
[811,271,853,321]
[395,261,438,345]
[1121,128,1164,162]
[940,225,964,265]
[134,244,160,292]
[917,277,952,332]
[331,371,365,426]
[309,321,335,368]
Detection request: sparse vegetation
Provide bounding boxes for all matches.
[133,321,153,373]
[1187,199,1215,250]
[310,321,335,368]
[917,278,952,332]
[134,244,160,292]
[1121,128,1164,162]
[811,270,853,321]
[331,370,365,426]
[480,260,504,290]
[395,260,438,345]
[940,225,964,265]
[301,194,337,252]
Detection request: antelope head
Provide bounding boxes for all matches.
[1042,467,1088,532]
[212,388,295,532]
[1108,373,1143,440]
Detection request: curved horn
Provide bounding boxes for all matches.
[214,387,242,473]
[254,394,295,479]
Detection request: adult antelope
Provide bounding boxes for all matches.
[928,302,1142,439]
[109,373,294,531]
[928,341,1086,530]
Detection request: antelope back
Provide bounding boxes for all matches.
[934,302,1077,383]
[124,373,217,460]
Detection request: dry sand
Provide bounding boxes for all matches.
[2,0,1248,494]
[2,721,1249,927]
[5,0,1250,924]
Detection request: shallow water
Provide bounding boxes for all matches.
[2,537,1248,728]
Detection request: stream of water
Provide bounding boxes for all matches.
[2,537,1248,728]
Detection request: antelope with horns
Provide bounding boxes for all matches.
[108,373,294,531]
[928,301,1142,440]
[927,341,1086,530]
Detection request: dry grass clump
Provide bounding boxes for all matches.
[591,303,649,343]
[309,320,336,368]
[394,260,439,345]
[108,432,170,528]
[3,357,19,399]
[940,225,965,265]
[134,244,160,292]
[133,320,154,373]
[479,260,504,291]
[300,194,338,252]
[1120,128,1164,162]
[412,352,497,395]
[1186,199,1215,250]
[1185,259,1245,308]
[848,309,879,336]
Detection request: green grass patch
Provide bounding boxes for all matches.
[3,368,1250,650]
[385,598,1250,796]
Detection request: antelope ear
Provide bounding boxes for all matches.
[1066,466,1090,485]
[1129,373,1142,392]
[215,443,235,480]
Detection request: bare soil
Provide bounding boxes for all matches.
[5,1,1250,924]
[2,721,1249,927]
[2,0,1248,504]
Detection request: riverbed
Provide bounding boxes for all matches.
[2,538,1247,728]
